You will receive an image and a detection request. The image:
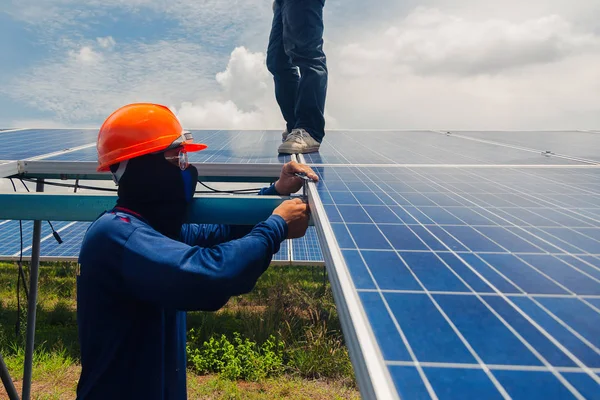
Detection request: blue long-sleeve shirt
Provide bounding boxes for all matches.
[76,185,287,400]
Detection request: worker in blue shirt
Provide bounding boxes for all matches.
[76,103,318,400]
[268,0,328,154]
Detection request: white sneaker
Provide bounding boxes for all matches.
[281,129,290,142]
[278,128,321,154]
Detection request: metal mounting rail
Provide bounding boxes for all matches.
[16,161,285,182]
[0,192,309,226]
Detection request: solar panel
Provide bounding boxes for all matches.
[302,131,587,166]
[188,130,290,164]
[44,146,99,161]
[0,220,75,257]
[291,226,323,263]
[0,129,98,160]
[0,220,293,263]
[46,130,291,164]
[272,238,290,263]
[2,128,599,399]
[451,131,600,163]
[310,164,600,399]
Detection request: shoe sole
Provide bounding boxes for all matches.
[278,146,320,155]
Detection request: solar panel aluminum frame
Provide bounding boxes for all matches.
[16,160,286,182]
[302,157,399,400]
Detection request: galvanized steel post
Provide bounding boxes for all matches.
[21,179,44,400]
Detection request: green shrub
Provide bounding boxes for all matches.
[187,331,284,381]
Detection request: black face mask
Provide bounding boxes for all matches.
[115,153,198,239]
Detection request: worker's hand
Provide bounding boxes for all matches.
[273,198,310,239]
[274,161,319,196]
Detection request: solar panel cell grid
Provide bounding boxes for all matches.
[453,131,600,163]
[302,131,586,166]
[0,220,295,262]
[47,130,292,164]
[0,129,98,160]
[314,165,600,398]
[272,239,289,262]
[291,226,323,262]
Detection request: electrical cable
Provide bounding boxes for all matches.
[19,178,117,192]
[19,177,269,195]
[196,180,266,194]
[9,179,27,338]
[19,179,63,244]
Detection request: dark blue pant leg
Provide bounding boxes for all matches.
[266,0,300,134]
[281,0,328,142]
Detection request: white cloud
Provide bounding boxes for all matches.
[97,36,116,49]
[338,8,600,77]
[4,40,221,122]
[171,46,282,129]
[69,46,103,65]
[322,7,600,130]
[174,100,273,130]
[215,47,271,112]
[3,0,273,48]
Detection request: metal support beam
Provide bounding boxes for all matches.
[0,353,19,400]
[22,180,44,400]
[16,161,284,182]
[0,193,312,226]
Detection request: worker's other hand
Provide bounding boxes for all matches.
[273,198,310,239]
[274,161,319,196]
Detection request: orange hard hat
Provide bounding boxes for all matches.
[96,103,207,172]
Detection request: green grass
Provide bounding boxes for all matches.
[0,262,357,398]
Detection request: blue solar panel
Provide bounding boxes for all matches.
[452,131,600,162]
[0,220,292,262]
[272,239,290,262]
[45,146,98,161]
[0,220,75,257]
[31,222,90,257]
[313,165,600,398]
[46,130,291,164]
[302,131,585,165]
[291,226,323,262]
[0,129,98,160]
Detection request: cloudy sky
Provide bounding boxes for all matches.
[1,0,599,131]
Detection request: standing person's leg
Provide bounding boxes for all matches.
[278,0,327,154]
[266,0,300,140]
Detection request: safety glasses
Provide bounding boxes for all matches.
[163,147,189,170]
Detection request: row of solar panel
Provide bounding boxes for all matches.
[0,220,324,264]
[308,162,600,399]
[0,129,599,166]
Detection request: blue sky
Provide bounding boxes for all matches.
[1,0,599,130]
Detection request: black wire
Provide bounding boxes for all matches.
[19,178,64,243]
[9,179,27,338]
[21,177,269,195]
[18,178,30,192]
[196,180,265,194]
[19,178,118,192]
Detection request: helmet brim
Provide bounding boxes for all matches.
[181,141,208,153]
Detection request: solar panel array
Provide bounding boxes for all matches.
[0,220,324,264]
[0,129,599,399]
[298,131,600,399]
